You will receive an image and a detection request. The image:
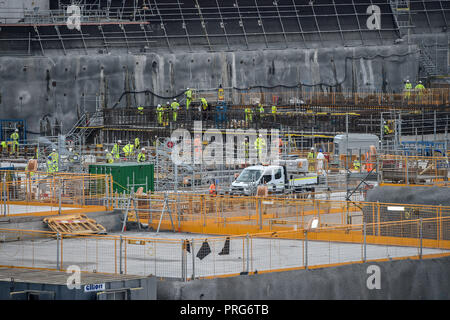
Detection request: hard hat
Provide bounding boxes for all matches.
[118,140,122,143]
[173,98,177,101]
[157,104,161,107]
[406,80,410,82]
[259,134,262,137]
[141,148,145,151]
[105,149,108,153]
[419,81,422,83]
[167,101,170,104]
[15,129,18,132]
[319,149,323,152]
[186,87,189,90]
[69,148,73,152]
[52,148,56,152]
[311,147,314,150]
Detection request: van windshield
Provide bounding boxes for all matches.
[236,169,262,183]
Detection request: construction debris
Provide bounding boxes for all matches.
[43,214,106,236]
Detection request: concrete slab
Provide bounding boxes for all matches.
[1,204,79,216]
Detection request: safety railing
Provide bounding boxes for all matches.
[0,170,113,216]
[378,155,450,186]
[0,215,449,280]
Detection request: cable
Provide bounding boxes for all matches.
[106,50,418,109]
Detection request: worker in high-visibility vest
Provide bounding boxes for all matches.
[241,137,249,163]
[137,105,144,115]
[134,137,140,150]
[404,80,412,100]
[112,140,121,159]
[271,105,277,121]
[201,97,208,111]
[254,134,266,162]
[122,143,134,158]
[47,155,55,174]
[278,137,283,155]
[105,149,114,164]
[184,88,192,110]
[353,158,361,171]
[137,148,146,162]
[415,81,425,103]
[171,98,180,122]
[10,129,19,155]
[307,147,315,172]
[200,97,208,121]
[156,104,163,126]
[1,140,7,155]
[245,107,253,123]
[48,149,59,173]
[164,101,171,126]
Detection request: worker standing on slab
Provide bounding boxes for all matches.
[10,129,19,155]
[184,88,192,111]
[241,137,249,164]
[137,148,146,162]
[164,101,171,126]
[404,80,412,100]
[156,104,163,126]
[245,107,253,124]
[134,137,140,150]
[122,142,134,159]
[316,149,325,175]
[171,98,180,122]
[1,140,7,155]
[105,149,114,164]
[201,97,208,121]
[209,180,217,196]
[307,147,315,172]
[49,148,59,173]
[112,140,121,160]
[271,105,277,121]
[254,134,266,163]
[415,81,425,103]
[137,105,144,115]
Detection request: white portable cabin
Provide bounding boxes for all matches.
[333,133,379,156]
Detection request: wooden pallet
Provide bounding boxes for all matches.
[43,214,107,236]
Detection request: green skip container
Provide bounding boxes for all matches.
[89,162,154,194]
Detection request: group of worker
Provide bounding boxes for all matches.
[105,138,147,164]
[244,104,278,124]
[0,129,20,156]
[403,80,426,101]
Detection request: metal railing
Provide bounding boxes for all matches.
[0,215,449,280]
[0,170,113,216]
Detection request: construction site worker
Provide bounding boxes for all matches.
[404,80,412,99]
[49,148,59,173]
[383,121,391,136]
[1,140,7,154]
[156,104,164,126]
[185,88,192,110]
[137,105,144,115]
[307,147,315,172]
[278,137,283,155]
[164,101,171,126]
[201,97,208,111]
[415,81,425,103]
[353,158,361,171]
[134,137,140,150]
[254,134,266,162]
[241,137,249,162]
[209,180,217,196]
[171,98,180,122]
[122,142,134,159]
[46,155,55,174]
[105,149,114,164]
[258,104,265,125]
[112,140,121,159]
[10,129,19,155]
[245,107,253,123]
[271,105,277,121]
[68,147,79,163]
[137,148,146,162]
[193,134,202,162]
[316,149,325,175]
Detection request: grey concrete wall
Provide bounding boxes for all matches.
[0,276,156,300]
[0,44,419,135]
[157,256,450,300]
[366,186,450,206]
